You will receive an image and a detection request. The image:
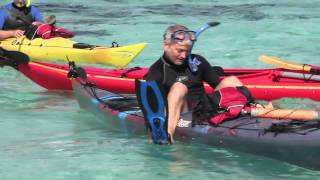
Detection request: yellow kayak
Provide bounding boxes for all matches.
[0,37,147,67]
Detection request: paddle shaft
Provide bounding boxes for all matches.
[250,108,320,121]
[280,71,320,81]
[179,107,320,122]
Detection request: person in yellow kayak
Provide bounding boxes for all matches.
[0,0,43,40]
[145,24,248,143]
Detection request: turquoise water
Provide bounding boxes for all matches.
[1,0,320,179]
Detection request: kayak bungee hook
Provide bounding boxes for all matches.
[111,41,120,48]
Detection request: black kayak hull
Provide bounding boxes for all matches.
[72,79,320,170]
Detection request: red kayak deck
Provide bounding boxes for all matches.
[17,62,320,101]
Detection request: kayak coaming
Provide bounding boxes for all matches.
[72,78,320,170]
[0,37,147,67]
[17,62,320,101]
[73,79,146,134]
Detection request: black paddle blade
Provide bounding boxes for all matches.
[0,49,29,69]
[3,50,30,64]
[207,22,220,27]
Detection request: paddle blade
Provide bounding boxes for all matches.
[4,50,30,64]
[259,55,312,72]
[0,49,29,69]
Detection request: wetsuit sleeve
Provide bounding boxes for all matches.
[198,56,221,89]
[31,6,43,22]
[145,66,163,82]
[0,9,7,29]
[145,60,170,95]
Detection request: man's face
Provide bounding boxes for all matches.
[164,42,191,65]
[14,0,26,8]
[163,30,195,65]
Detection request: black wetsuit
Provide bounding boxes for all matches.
[146,54,221,104]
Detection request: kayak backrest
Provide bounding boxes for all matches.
[212,66,225,76]
[73,43,95,49]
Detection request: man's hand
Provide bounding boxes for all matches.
[13,30,25,38]
[32,21,42,26]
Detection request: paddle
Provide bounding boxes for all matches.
[0,49,29,69]
[259,55,320,74]
[188,22,220,72]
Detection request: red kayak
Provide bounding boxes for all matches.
[16,62,320,101]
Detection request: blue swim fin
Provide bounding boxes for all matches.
[135,80,170,144]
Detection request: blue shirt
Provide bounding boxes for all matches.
[0,3,43,29]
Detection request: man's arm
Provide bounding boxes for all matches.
[0,8,7,30]
[31,6,43,22]
[0,8,25,39]
[0,9,12,40]
[145,67,163,82]
[0,29,25,39]
[0,30,15,40]
[145,60,164,83]
[200,56,243,90]
[198,55,221,89]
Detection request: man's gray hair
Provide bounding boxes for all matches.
[163,24,192,45]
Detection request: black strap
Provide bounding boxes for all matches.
[236,86,255,103]
[24,24,39,40]
[120,67,142,78]
[264,121,320,136]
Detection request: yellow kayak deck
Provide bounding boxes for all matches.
[0,37,147,67]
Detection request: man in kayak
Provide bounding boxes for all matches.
[0,0,43,40]
[146,24,243,143]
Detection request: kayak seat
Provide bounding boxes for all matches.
[104,97,140,112]
[73,43,95,49]
[212,66,225,76]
